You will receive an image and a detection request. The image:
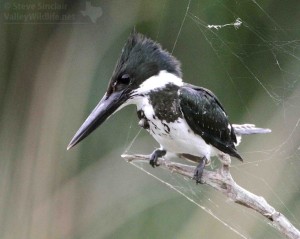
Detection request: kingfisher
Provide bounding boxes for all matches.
[67,31,271,183]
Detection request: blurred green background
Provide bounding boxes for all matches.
[1,0,300,238]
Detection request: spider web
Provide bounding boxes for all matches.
[122,1,300,238]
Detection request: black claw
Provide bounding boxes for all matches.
[193,157,206,184]
[150,149,166,168]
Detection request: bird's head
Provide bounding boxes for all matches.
[67,31,182,149]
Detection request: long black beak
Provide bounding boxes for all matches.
[67,90,127,150]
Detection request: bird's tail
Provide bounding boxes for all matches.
[232,124,271,146]
[232,124,271,135]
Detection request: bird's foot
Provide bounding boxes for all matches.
[193,157,207,184]
[149,149,166,168]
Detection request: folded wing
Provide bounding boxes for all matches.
[179,85,243,161]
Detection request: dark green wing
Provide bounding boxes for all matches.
[179,85,242,161]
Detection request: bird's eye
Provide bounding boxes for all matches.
[111,74,131,93]
[119,74,130,85]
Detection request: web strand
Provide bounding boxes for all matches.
[123,0,300,237]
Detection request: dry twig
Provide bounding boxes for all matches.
[121,154,300,239]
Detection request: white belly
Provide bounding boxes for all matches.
[141,103,214,159]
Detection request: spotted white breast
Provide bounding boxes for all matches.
[139,99,216,160]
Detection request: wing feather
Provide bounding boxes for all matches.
[179,86,242,161]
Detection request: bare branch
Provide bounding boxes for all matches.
[121,154,300,239]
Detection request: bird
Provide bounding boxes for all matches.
[67,31,271,183]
